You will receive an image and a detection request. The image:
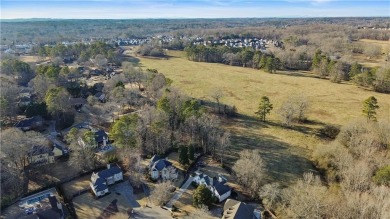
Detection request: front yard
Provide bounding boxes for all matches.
[72,181,171,219]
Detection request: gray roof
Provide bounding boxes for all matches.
[223,199,255,219]
[95,130,108,143]
[15,116,43,128]
[96,164,122,179]
[91,164,122,192]
[29,145,53,156]
[151,159,172,171]
[213,181,231,196]
[150,155,161,166]
[92,181,108,192]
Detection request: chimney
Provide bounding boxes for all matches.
[253,209,261,219]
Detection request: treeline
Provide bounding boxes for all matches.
[184,45,390,93]
[137,44,165,57]
[312,49,390,93]
[184,45,280,72]
[32,41,122,65]
[2,18,389,44]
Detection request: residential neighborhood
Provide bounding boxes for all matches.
[1,10,390,219]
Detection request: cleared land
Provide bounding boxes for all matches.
[352,39,390,68]
[137,50,390,186]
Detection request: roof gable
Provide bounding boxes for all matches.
[152,159,172,171]
[95,130,108,143]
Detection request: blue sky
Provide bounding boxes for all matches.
[1,0,389,19]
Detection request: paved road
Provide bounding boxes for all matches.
[166,176,194,208]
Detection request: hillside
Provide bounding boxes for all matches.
[137,50,390,185]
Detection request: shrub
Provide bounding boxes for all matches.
[372,165,390,186]
[193,184,213,207]
[107,155,118,164]
[191,181,198,188]
[318,124,340,139]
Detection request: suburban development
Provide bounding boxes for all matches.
[1,1,390,219]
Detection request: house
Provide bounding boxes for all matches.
[222,199,261,219]
[94,92,106,102]
[193,171,231,202]
[69,97,87,108]
[95,130,109,146]
[28,145,55,166]
[15,188,65,219]
[78,129,109,148]
[149,155,178,180]
[90,163,123,197]
[15,116,44,131]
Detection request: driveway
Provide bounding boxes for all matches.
[132,206,171,219]
[166,176,194,208]
[46,121,68,150]
[112,181,140,208]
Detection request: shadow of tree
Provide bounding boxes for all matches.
[216,113,319,186]
[97,199,119,219]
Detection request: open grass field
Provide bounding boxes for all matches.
[352,39,390,68]
[137,50,390,186]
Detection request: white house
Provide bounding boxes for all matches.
[194,171,231,202]
[90,163,123,197]
[149,155,178,180]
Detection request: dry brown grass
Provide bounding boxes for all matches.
[18,55,49,63]
[73,192,131,219]
[61,175,91,199]
[352,39,390,68]
[136,49,390,186]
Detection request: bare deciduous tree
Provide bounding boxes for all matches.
[1,128,47,172]
[151,181,173,206]
[259,183,282,211]
[68,142,98,172]
[278,94,309,125]
[232,149,265,198]
[282,172,328,219]
[219,131,230,166]
[93,54,107,69]
[183,205,213,219]
[210,89,224,114]
[0,82,20,123]
[278,99,297,126]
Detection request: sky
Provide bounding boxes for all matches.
[1,0,389,19]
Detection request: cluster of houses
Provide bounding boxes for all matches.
[0,43,35,55]
[89,155,180,198]
[192,37,283,50]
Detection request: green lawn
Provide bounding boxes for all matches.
[136,50,390,186]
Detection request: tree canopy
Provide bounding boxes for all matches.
[110,114,138,148]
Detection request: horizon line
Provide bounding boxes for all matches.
[2,16,389,20]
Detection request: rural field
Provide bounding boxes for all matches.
[137,49,390,186]
[352,39,390,68]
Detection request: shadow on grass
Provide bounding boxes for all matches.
[274,70,320,79]
[221,113,319,186]
[227,130,317,186]
[122,55,141,66]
